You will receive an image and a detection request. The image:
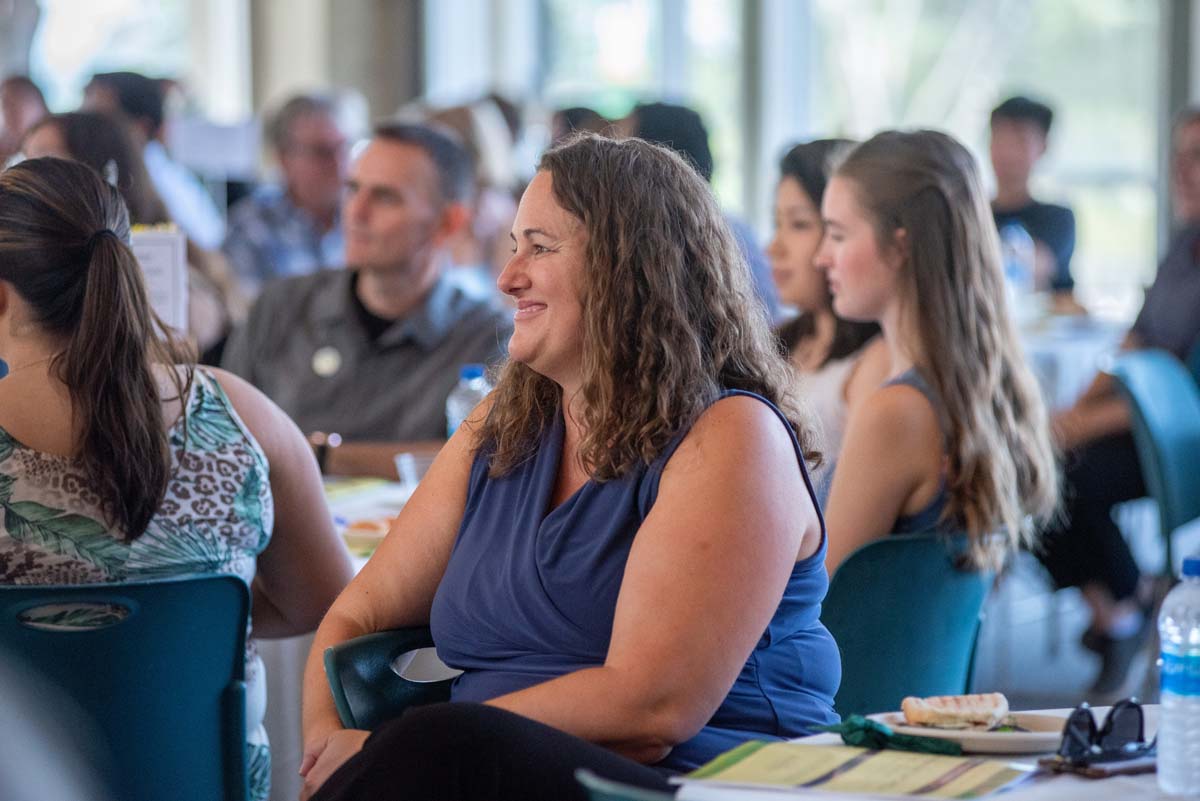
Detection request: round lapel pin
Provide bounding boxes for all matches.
[311,346,342,377]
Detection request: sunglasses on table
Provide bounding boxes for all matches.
[1055,698,1156,766]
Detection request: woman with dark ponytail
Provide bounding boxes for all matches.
[22,110,246,360]
[0,157,354,801]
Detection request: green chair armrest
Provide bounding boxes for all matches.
[323,626,457,730]
[575,769,675,801]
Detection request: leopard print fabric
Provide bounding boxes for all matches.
[0,367,275,801]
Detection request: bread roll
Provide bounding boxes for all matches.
[900,692,1010,729]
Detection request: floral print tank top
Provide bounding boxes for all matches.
[0,367,275,800]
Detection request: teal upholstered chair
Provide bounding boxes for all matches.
[1109,349,1200,576]
[0,574,250,801]
[324,625,460,730]
[575,769,675,801]
[821,534,992,718]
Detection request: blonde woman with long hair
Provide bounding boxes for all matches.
[816,130,1058,573]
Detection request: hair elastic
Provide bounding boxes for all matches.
[86,228,118,253]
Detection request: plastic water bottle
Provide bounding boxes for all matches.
[446,364,490,437]
[999,223,1036,297]
[1159,556,1200,796]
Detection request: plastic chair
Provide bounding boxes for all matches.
[575,769,675,801]
[821,534,992,718]
[0,574,250,801]
[1186,337,1200,388]
[324,625,459,730]
[1109,349,1200,576]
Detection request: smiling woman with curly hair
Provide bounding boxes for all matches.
[300,133,840,801]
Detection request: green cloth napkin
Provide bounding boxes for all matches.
[818,715,964,756]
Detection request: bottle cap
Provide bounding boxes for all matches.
[1183,556,1200,577]
[460,364,485,381]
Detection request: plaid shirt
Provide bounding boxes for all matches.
[222,184,344,297]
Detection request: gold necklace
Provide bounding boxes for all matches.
[2,355,55,376]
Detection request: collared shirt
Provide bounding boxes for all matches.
[223,184,344,298]
[1132,224,1200,359]
[142,140,226,250]
[221,269,513,440]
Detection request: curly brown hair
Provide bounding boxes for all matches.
[477,133,816,478]
[834,130,1060,567]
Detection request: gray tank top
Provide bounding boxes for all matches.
[886,368,952,534]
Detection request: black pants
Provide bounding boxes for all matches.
[310,702,677,801]
[1036,431,1145,601]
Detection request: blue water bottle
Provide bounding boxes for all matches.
[445,364,490,437]
[1158,556,1200,795]
[999,223,1036,297]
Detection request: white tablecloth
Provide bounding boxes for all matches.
[676,707,1165,801]
[677,772,1166,801]
[261,633,314,801]
[1020,317,1124,411]
[262,479,406,801]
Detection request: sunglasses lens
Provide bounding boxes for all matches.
[1099,700,1144,750]
[1059,707,1097,758]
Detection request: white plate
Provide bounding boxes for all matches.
[870,711,1065,754]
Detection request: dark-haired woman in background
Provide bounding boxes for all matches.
[22,111,245,361]
[0,157,353,801]
[769,140,887,477]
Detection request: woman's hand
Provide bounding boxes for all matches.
[298,729,370,800]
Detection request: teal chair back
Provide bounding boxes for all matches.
[324,625,458,730]
[821,534,991,718]
[1110,349,1200,573]
[1186,337,1200,388]
[0,574,250,801]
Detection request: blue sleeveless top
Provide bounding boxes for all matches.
[886,368,952,534]
[429,390,841,771]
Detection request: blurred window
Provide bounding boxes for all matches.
[539,0,745,210]
[434,0,1165,317]
[29,0,190,111]
[803,0,1161,318]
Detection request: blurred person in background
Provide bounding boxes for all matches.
[816,130,1058,576]
[0,156,353,801]
[83,70,226,250]
[767,139,887,490]
[989,95,1078,300]
[0,75,47,165]
[424,98,523,293]
[1038,107,1200,697]
[550,105,609,144]
[625,100,782,322]
[222,122,511,478]
[223,92,360,299]
[23,111,244,361]
[483,91,525,147]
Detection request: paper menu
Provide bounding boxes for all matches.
[130,226,188,332]
[675,742,1030,799]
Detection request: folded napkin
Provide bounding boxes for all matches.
[818,715,964,756]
